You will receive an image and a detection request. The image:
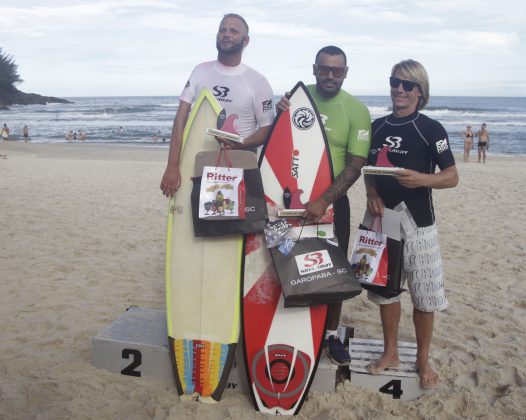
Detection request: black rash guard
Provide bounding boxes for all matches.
[368,111,456,227]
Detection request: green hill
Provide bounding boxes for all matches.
[0,48,71,109]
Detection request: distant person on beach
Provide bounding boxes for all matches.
[23,125,29,142]
[1,124,9,141]
[476,123,490,163]
[0,125,6,156]
[463,124,474,162]
[364,59,459,390]
[160,13,275,197]
[78,129,86,141]
[276,45,371,365]
[65,130,74,142]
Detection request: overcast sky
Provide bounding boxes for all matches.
[1,0,525,97]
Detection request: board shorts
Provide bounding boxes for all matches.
[367,224,448,312]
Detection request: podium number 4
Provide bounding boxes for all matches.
[121,348,142,377]
[379,379,403,399]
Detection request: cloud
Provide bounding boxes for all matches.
[1,0,524,96]
[0,4,107,36]
[317,30,520,57]
[421,31,519,53]
[0,1,184,36]
[251,21,330,38]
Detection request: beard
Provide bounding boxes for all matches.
[216,38,244,55]
[315,76,344,98]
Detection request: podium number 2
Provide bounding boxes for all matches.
[379,379,403,399]
[121,349,142,377]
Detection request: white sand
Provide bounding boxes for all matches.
[0,142,524,419]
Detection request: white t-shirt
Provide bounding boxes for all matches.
[180,60,275,139]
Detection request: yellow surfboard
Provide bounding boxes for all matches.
[165,89,246,402]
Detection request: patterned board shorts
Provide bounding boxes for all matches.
[367,224,448,312]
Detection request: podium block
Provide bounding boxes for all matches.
[91,307,337,394]
[92,307,172,382]
[349,338,429,400]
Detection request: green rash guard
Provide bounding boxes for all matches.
[307,85,371,176]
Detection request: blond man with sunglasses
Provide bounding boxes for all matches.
[364,59,459,389]
[278,46,371,365]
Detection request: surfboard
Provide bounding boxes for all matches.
[166,89,254,403]
[242,81,334,415]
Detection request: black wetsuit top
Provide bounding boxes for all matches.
[368,111,456,227]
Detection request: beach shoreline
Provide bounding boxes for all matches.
[2,95,525,156]
[0,142,524,419]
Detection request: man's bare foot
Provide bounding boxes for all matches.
[366,354,400,374]
[417,360,439,389]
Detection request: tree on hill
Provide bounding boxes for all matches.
[0,48,23,92]
[0,48,70,109]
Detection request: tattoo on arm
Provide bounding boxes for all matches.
[322,154,366,204]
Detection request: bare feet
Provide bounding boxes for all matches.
[366,353,400,374]
[416,359,439,389]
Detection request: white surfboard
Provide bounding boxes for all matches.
[166,89,250,402]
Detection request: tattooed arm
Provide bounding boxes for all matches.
[303,153,366,221]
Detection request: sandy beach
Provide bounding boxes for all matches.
[0,141,524,419]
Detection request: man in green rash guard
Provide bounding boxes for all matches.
[278,45,371,365]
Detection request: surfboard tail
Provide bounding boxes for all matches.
[169,337,237,401]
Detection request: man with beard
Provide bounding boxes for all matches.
[161,13,275,197]
[277,46,371,365]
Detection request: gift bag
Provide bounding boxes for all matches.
[191,149,266,236]
[198,165,246,220]
[356,223,404,298]
[191,168,267,236]
[270,236,362,308]
[349,227,388,286]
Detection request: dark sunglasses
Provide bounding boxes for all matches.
[315,65,347,78]
[389,76,419,92]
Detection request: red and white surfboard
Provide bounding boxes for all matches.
[242,82,334,415]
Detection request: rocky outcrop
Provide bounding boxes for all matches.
[0,87,72,109]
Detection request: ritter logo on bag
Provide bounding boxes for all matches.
[295,250,333,275]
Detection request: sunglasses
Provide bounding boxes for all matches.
[315,65,347,78]
[389,76,419,92]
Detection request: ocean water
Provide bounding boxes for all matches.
[1,95,525,156]
[364,96,526,156]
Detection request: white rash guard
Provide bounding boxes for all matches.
[180,60,275,139]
